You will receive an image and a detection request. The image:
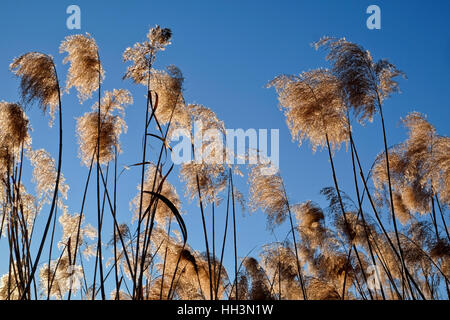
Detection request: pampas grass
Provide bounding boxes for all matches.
[0,28,448,301]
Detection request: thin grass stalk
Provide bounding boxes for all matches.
[95,51,106,300]
[349,134,385,299]
[92,163,109,299]
[22,60,63,300]
[159,217,172,300]
[133,54,154,298]
[137,162,175,297]
[137,88,182,295]
[212,199,216,298]
[430,196,440,241]
[46,194,59,298]
[324,132,354,299]
[378,103,426,299]
[435,196,450,241]
[97,167,134,277]
[230,171,239,300]
[113,147,120,299]
[196,173,214,300]
[351,136,412,297]
[166,242,187,299]
[281,182,307,300]
[47,243,67,299]
[67,151,95,299]
[11,148,35,298]
[215,179,231,300]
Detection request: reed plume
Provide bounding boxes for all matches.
[267,69,349,152]
[150,66,186,125]
[314,37,404,123]
[123,25,172,84]
[10,50,64,299]
[76,89,132,165]
[60,33,104,102]
[10,53,59,122]
[0,102,31,175]
[249,162,288,227]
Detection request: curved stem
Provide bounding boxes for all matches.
[22,60,62,300]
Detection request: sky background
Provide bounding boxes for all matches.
[0,0,449,297]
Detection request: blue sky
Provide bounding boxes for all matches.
[0,0,449,297]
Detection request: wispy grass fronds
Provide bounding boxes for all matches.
[60,33,103,102]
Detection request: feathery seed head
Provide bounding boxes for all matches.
[314,37,404,123]
[76,90,131,165]
[268,69,349,152]
[10,52,59,123]
[60,33,103,102]
[123,26,172,84]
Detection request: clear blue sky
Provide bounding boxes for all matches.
[0,0,449,296]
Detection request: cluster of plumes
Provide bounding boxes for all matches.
[150,66,187,126]
[76,89,132,165]
[180,105,228,204]
[291,197,377,299]
[314,37,405,123]
[60,33,104,102]
[57,209,97,262]
[236,248,346,300]
[38,256,84,299]
[145,229,225,300]
[10,53,59,123]
[378,232,442,299]
[398,222,449,297]
[27,149,69,206]
[249,162,288,227]
[267,69,349,152]
[123,25,172,84]
[131,164,182,227]
[372,112,450,223]
[0,102,31,174]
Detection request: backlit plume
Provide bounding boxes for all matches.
[267,69,349,152]
[249,162,288,227]
[0,102,31,173]
[150,66,186,125]
[315,37,404,122]
[180,105,228,204]
[10,52,59,123]
[123,25,172,84]
[76,89,132,165]
[373,112,450,221]
[28,149,69,205]
[60,33,104,102]
[293,201,327,248]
